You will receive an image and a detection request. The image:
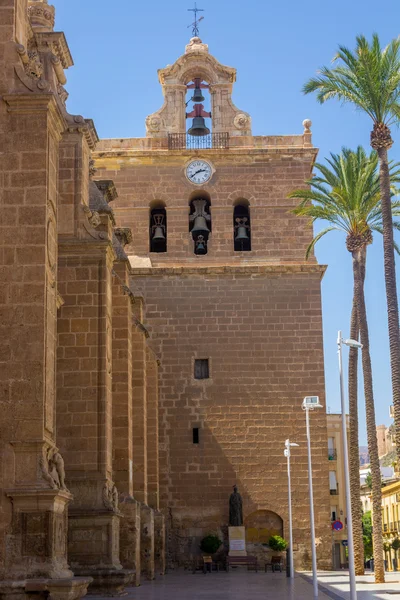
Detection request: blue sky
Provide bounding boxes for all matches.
[52,0,400,444]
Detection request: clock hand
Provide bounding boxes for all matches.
[193,168,206,176]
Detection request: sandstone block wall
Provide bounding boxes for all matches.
[94,147,317,265]
[95,144,332,569]
[131,267,331,568]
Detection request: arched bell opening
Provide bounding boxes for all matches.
[185,76,212,137]
[149,201,167,253]
[189,192,211,255]
[233,200,251,252]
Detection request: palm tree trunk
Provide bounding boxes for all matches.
[348,295,364,575]
[377,146,400,460]
[353,246,385,583]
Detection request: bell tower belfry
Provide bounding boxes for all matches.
[145,37,251,137]
[94,31,331,574]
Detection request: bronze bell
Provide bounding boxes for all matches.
[191,86,205,103]
[195,235,207,255]
[188,117,210,137]
[191,215,210,237]
[235,226,249,242]
[152,226,166,243]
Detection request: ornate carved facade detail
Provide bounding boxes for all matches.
[145,37,251,138]
[28,1,56,32]
[40,446,68,491]
[102,481,119,511]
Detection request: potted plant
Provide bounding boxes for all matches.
[200,534,223,555]
[268,535,288,572]
[268,535,288,553]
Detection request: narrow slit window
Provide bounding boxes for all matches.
[194,359,209,380]
[193,428,199,444]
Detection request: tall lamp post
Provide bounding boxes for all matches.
[302,395,323,598]
[284,439,299,579]
[337,331,362,600]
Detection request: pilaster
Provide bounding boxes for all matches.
[146,348,160,510]
[140,505,155,581]
[0,92,73,585]
[131,298,148,504]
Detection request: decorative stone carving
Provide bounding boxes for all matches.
[40,446,68,491]
[115,227,133,248]
[303,118,312,133]
[185,36,209,54]
[234,113,250,130]
[103,481,119,511]
[57,83,69,106]
[145,116,161,134]
[89,158,97,179]
[28,1,56,32]
[16,45,43,79]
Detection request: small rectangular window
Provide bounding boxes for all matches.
[194,359,209,380]
[193,427,199,444]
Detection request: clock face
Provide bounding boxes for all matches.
[186,160,212,185]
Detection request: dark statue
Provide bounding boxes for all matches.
[229,485,243,526]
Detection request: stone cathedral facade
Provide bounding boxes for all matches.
[0,2,332,598]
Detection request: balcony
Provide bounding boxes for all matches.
[328,449,337,460]
[168,132,229,150]
[384,524,388,532]
[330,487,339,496]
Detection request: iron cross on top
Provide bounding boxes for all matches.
[188,3,204,37]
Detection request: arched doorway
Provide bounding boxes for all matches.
[245,510,284,562]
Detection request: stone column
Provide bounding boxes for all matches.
[111,232,141,586]
[154,512,166,576]
[146,348,160,510]
[140,505,155,580]
[132,298,148,504]
[56,168,133,594]
[0,93,80,590]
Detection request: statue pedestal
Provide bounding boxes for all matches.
[228,526,247,556]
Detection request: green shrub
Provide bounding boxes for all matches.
[268,535,288,552]
[392,538,400,551]
[200,534,222,554]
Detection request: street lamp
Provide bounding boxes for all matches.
[284,438,299,579]
[302,395,323,598]
[337,331,362,600]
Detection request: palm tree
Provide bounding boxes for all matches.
[303,35,400,466]
[289,147,400,584]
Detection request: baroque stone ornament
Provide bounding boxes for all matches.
[145,116,161,133]
[302,119,312,133]
[103,481,119,511]
[40,446,68,491]
[234,113,250,130]
[229,484,243,526]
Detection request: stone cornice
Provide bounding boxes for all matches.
[35,31,73,69]
[128,263,327,279]
[3,93,66,139]
[65,116,99,150]
[58,238,114,258]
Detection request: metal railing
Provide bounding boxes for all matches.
[384,523,388,532]
[330,487,339,496]
[328,449,337,460]
[168,132,229,150]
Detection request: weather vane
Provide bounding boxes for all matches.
[188,2,204,37]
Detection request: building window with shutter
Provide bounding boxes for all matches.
[194,359,209,380]
[329,471,338,495]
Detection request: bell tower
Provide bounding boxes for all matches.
[145,36,251,138]
[94,35,331,572]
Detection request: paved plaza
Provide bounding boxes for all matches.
[91,570,400,600]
